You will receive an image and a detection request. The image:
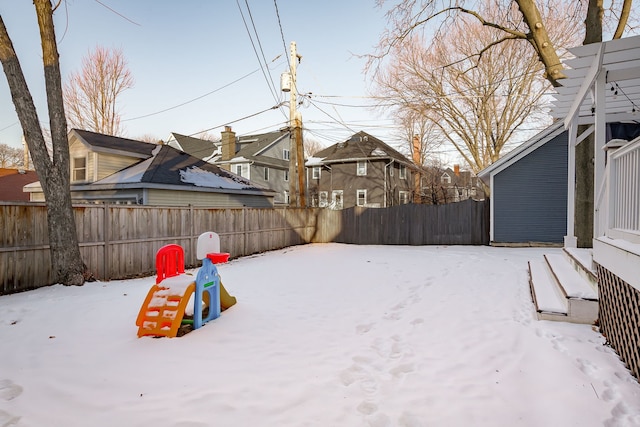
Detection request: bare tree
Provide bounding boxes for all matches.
[395,109,442,166]
[373,0,636,87]
[136,134,163,144]
[0,142,24,168]
[375,3,567,172]
[64,46,134,136]
[193,131,220,142]
[0,0,87,285]
[303,135,325,157]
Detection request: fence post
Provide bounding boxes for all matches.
[189,204,195,266]
[243,207,247,257]
[103,203,111,280]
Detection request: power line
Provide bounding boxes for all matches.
[187,102,285,138]
[273,0,290,69]
[122,66,275,122]
[93,0,141,26]
[236,0,281,107]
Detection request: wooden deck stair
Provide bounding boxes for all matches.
[528,248,598,324]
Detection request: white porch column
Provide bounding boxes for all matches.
[594,70,607,239]
[565,116,577,248]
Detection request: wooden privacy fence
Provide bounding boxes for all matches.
[327,199,490,246]
[0,199,488,294]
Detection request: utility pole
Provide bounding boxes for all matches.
[285,41,306,208]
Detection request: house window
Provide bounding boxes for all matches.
[399,191,410,205]
[470,186,477,196]
[312,166,321,179]
[284,169,289,182]
[441,173,451,184]
[283,149,290,160]
[235,164,242,176]
[389,166,394,177]
[357,160,367,176]
[264,167,269,181]
[284,190,290,204]
[399,165,406,179]
[357,189,367,207]
[332,190,343,209]
[319,191,328,208]
[72,157,86,181]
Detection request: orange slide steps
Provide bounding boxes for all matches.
[136,278,196,338]
[136,279,236,338]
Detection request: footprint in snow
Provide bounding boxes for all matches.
[0,380,22,401]
[356,323,374,335]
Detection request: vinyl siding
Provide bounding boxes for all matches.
[146,189,273,208]
[68,140,92,183]
[96,152,141,180]
[493,132,568,243]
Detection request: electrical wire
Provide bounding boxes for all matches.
[122,64,282,122]
[94,0,141,26]
[187,102,285,138]
[235,0,281,108]
[273,0,290,69]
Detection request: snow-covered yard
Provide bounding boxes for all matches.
[1,243,639,427]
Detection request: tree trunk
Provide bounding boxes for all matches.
[0,2,86,286]
[583,0,604,44]
[574,0,604,248]
[575,132,594,248]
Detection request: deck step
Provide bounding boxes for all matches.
[563,247,598,292]
[528,260,567,316]
[528,252,599,324]
[544,254,598,300]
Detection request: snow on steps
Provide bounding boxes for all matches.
[528,249,598,324]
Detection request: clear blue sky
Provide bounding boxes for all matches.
[0,1,416,156]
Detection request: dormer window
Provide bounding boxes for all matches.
[441,173,451,184]
[399,165,406,179]
[72,157,87,182]
[312,166,321,179]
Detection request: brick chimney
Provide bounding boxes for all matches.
[220,126,236,171]
[411,134,421,164]
[454,164,460,176]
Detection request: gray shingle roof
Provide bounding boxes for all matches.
[314,131,411,164]
[235,130,289,158]
[169,133,218,159]
[94,145,271,192]
[72,129,157,157]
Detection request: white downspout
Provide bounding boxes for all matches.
[384,159,394,207]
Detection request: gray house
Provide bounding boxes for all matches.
[306,131,418,209]
[214,126,291,205]
[478,121,568,245]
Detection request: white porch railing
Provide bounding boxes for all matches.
[597,136,640,244]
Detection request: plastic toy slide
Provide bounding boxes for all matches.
[136,278,196,338]
[220,282,237,310]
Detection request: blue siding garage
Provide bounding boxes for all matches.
[493,131,567,243]
[478,121,568,245]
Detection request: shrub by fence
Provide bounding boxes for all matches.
[0,199,488,294]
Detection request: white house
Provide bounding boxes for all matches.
[546,35,640,379]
